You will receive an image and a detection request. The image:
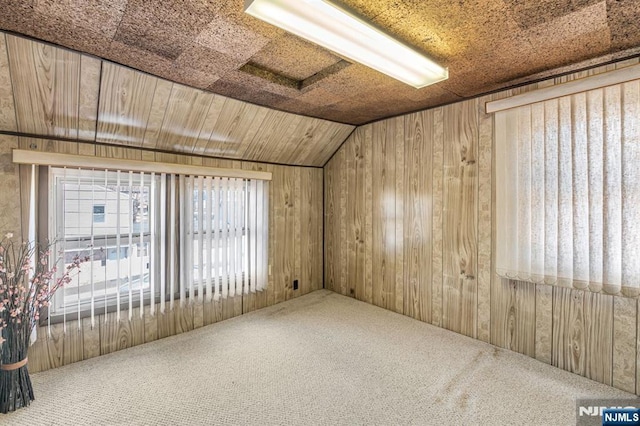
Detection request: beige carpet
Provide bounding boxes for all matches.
[2,290,634,425]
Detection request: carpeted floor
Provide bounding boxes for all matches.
[2,290,635,425]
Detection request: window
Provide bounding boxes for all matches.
[92,205,105,223]
[49,168,158,318]
[494,81,640,297]
[183,176,269,301]
[44,165,270,322]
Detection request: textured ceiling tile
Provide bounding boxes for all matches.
[156,66,220,91]
[520,3,611,73]
[294,88,344,107]
[309,64,390,97]
[220,68,302,98]
[196,14,271,62]
[34,0,127,39]
[114,0,220,60]
[175,44,243,78]
[215,1,284,39]
[114,24,190,60]
[505,0,605,29]
[526,1,609,41]
[107,40,174,76]
[108,41,219,90]
[206,77,262,105]
[250,34,342,80]
[271,97,317,115]
[28,13,113,58]
[607,0,640,50]
[0,0,36,35]
[376,0,524,60]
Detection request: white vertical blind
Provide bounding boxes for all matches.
[183,175,269,298]
[24,155,271,335]
[495,79,640,297]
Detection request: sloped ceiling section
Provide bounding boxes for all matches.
[0,33,355,167]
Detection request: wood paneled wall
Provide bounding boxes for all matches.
[324,58,640,394]
[0,135,323,373]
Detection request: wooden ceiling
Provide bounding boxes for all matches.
[1,0,639,126]
[0,33,354,167]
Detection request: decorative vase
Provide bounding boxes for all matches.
[0,326,34,413]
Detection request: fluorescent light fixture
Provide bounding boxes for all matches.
[244,0,448,89]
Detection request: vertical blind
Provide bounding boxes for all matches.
[37,165,270,329]
[182,176,269,303]
[495,79,640,297]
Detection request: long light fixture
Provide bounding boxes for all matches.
[244,0,448,89]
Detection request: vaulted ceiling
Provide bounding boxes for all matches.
[1,0,639,126]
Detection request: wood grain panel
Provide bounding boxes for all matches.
[272,166,293,303]
[299,168,312,294]
[245,110,300,162]
[174,304,194,335]
[362,125,374,305]
[191,94,227,155]
[394,115,405,315]
[141,79,174,148]
[612,296,637,392]
[0,135,22,239]
[0,34,17,131]
[144,305,159,344]
[202,97,265,158]
[97,62,158,146]
[552,287,613,385]
[222,296,242,320]
[350,128,366,300]
[27,324,64,373]
[154,84,214,152]
[442,100,478,338]
[345,128,358,298]
[204,298,223,325]
[477,94,493,343]
[490,279,535,357]
[82,317,101,361]
[431,107,444,327]
[78,55,101,140]
[312,167,323,291]
[157,308,176,339]
[324,154,337,292]
[63,327,84,366]
[293,167,302,295]
[535,283,553,364]
[289,120,330,166]
[403,110,432,322]
[337,147,348,296]
[99,309,145,355]
[7,35,80,138]
[372,120,396,310]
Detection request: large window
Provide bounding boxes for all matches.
[494,81,640,297]
[46,166,270,322]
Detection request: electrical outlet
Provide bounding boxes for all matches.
[293,279,299,290]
